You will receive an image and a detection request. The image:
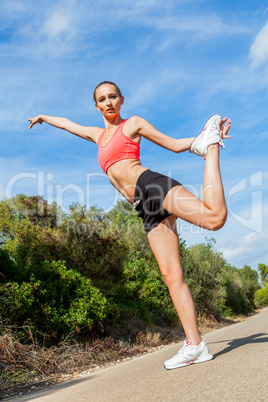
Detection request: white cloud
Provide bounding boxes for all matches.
[219,229,268,269]
[0,1,249,62]
[137,14,246,39]
[42,13,71,39]
[250,21,268,67]
[30,10,77,59]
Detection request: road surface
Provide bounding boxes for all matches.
[17,308,268,401]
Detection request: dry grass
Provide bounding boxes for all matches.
[0,328,161,399]
[0,314,247,399]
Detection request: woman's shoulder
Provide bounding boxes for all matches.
[125,115,148,130]
[123,115,148,138]
[127,115,144,123]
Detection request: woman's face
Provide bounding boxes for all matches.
[95,84,124,118]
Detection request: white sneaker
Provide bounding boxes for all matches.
[190,114,224,157]
[164,339,213,370]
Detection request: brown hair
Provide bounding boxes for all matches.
[93,81,122,103]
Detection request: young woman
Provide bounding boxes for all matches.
[28,80,231,370]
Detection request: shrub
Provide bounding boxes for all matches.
[255,284,268,306]
[0,260,109,344]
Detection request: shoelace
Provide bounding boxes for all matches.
[218,138,225,149]
[177,339,191,356]
[218,125,225,149]
[181,338,205,352]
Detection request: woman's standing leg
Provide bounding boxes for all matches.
[147,215,202,345]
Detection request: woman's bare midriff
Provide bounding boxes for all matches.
[106,159,149,204]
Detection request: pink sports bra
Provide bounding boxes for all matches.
[97,119,140,173]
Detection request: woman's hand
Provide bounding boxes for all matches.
[220,117,231,139]
[28,115,44,129]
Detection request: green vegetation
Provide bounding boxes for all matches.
[0,195,263,346]
[255,263,268,306]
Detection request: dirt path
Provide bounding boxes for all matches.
[17,308,268,401]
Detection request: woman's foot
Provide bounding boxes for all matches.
[164,339,214,370]
[190,114,223,157]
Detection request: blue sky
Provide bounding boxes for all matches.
[1,0,268,271]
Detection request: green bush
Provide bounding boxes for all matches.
[218,264,259,316]
[0,260,109,343]
[254,263,268,307]
[0,195,262,345]
[122,252,176,325]
[255,284,268,306]
[183,241,225,315]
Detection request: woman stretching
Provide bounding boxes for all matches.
[28,81,231,370]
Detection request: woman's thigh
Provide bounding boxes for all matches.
[147,215,184,282]
[162,185,214,229]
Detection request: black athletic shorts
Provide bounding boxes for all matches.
[133,170,181,234]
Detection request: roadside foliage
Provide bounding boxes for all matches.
[0,195,263,346]
[255,263,268,306]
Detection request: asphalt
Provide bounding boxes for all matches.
[16,307,268,402]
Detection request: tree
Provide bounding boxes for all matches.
[255,284,268,306]
[239,265,260,308]
[258,263,268,286]
[183,240,226,315]
[255,263,268,307]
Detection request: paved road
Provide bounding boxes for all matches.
[18,308,268,401]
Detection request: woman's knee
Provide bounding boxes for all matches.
[204,208,227,231]
[211,209,227,231]
[160,265,184,288]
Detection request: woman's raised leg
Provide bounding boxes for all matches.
[162,118,231,230]
[163,145,227,230]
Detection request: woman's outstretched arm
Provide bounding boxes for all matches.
[28,115,102,143]
[125,115,194,153]
[126,115,231,153]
